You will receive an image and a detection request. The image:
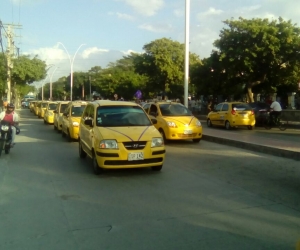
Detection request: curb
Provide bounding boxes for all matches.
[202,135,300,161]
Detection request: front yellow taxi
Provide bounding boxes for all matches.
[61,101,87,141]
[207,102,255,130]
[44,102,58,124]
[79,101,165,175]
[143,101,202,143]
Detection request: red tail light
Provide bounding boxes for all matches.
[231,110,236,115]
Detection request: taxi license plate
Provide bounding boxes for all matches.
[184,130,193,135]
[128,152,144,161]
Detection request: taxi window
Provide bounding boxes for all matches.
[232,103,252,111]
[60,104,68,113]
[96,106,151,127]
[159,104,192,116]
[143,104,150,113]
[149,104,158,116]
[48,103,57,110]
[214,104,223,112]
[42,103,48,108]
[221,104,228,111]
[71,105,86,117]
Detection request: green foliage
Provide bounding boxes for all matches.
[0,53,7,95]
[12,55,47,84]
[212,17,300,101]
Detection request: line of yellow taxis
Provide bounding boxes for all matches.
[28,99,255,175]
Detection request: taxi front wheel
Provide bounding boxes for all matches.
[192,138,201,143]
[93,153,104,175]
[207,119,213,127]
[225,121,231,130]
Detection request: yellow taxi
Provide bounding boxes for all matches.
[29,101,37,113]
[54,101,69,132]
[61,101,87,141]
[79,100,165,175]
[34,101,41,116]
[142,101,202,143]
[207,102,256,130]
[43,101,58,124]
[38,101,49,118]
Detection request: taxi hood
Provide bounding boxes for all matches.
[163,116,197,126]
[96,126,159,142]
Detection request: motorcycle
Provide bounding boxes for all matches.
[0,120,20,156]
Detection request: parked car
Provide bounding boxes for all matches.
[207,102,255,130]
[248,102,270,125]
[142,101,202,143]
[43,102,58,124]
[53,101,69,132]
[61,101,87,141]
[79,100,165,175]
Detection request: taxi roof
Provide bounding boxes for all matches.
[92,100,140,107]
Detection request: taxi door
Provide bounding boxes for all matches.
[219,103,229,126]
[209,103,223,125]
[80,105,94,155]
[61,106,71,134]
[148,104,160,130]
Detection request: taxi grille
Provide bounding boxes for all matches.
[104,158,163,165]
[177,133,197,138]
[123,141,146,150]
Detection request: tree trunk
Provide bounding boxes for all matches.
[246,74,267,103]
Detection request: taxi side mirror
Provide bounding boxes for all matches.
[151,118,157,124]
[84,119,93,127]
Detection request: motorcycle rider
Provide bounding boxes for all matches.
[0,103,19,147]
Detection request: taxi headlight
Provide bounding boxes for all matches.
[196,120,202,127]
[151,137,164,147]
[99,140,118,149]
[1,125,9,131]
[167,121,177,128]
[72,121,79,127]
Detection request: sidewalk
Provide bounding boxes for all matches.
[195,115,300,161]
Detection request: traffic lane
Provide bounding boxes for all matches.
[0,111,300,249]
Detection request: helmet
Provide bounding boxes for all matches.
[6,103,15,113]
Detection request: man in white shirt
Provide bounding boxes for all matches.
[0,103,20,147]
[270,100,282,122]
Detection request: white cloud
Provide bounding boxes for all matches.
[139,23,173,33]
[173,9,184,17]
[197,7,224,20]
[82,47,109,59]
[121,0,164,16]
[108,11,135,20]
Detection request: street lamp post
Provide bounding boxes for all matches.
[49,67,59,100]
[184,0,190,108]
[42,64,54,100]
[58,42,86,101]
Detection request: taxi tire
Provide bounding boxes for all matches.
[225,121,231,130]
[192,138,201,143]
[92,153,103,175]
[44,119,47,124]
[79,140,87,158]
[207,119,213,127]
[159,129,167,144]
[61,129,66,138]
[67,130,72,142]
[247,125,253,130]
[151,165,162,171]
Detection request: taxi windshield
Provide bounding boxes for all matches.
[96,106,151,127]
[71,106,86,117]
[60,104,68,113]
[159,103,192,116]
[48,103,57,110]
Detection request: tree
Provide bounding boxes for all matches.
[0,53,7,96]
[214,17,300,102]
[134,38,201,99]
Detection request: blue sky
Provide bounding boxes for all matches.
[1,0,300,86]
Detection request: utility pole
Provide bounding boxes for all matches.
[3,23,22,104]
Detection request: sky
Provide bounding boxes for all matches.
[1,0,300,87]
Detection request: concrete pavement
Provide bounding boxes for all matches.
[196,115,300,161]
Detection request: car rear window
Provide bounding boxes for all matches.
[71,105,86,117]
[232,103,252,111]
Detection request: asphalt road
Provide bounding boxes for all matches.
[0,109,299,250]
